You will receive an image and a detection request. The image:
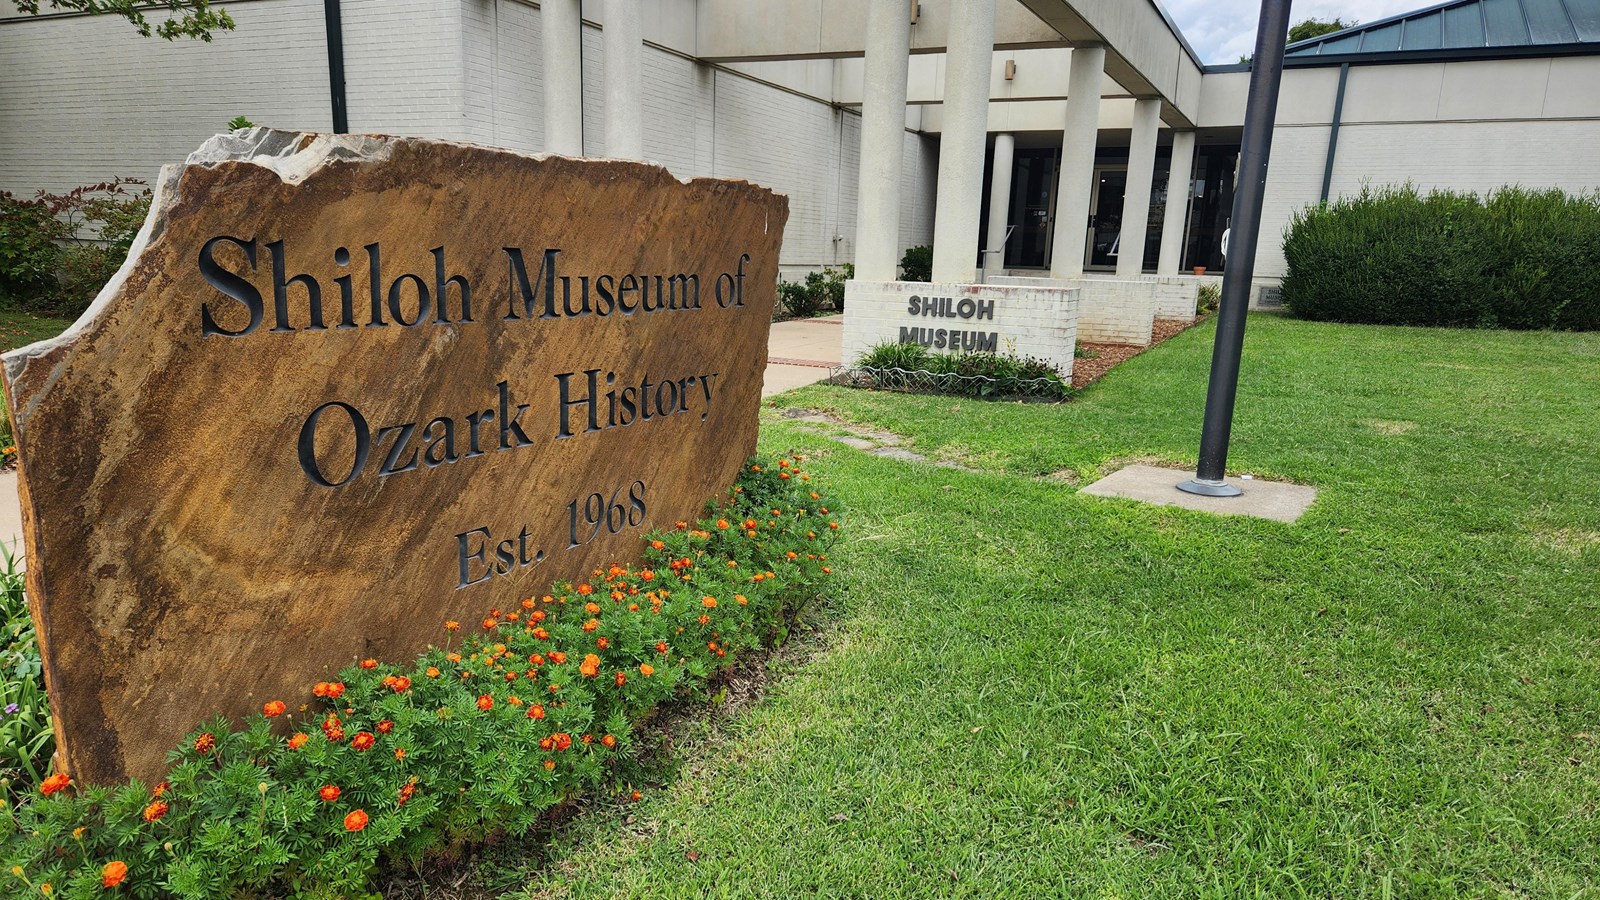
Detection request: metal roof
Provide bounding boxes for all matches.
[1284,0,1600,56]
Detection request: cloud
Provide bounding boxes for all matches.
[1163,0,1433,63]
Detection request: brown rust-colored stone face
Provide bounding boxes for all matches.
[1,130,787,785]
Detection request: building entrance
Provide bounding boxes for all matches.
[1085,165,1127,270]
[1003,148,1058,269]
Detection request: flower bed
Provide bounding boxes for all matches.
[2,455,839,899]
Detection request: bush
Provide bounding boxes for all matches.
[1196,282,1220,315]
[1,456,841,898]
[775,265,851,318]
[0,179,151,318]
[1281,184,1600,330]
[854,341,1072,399]
[899,245,932,282]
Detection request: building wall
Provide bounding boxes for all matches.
[0,0,332,196]
[0,0,934,276]
[1205,57,1600,281]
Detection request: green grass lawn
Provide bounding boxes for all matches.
[0,308,71,354]
[508,316,1597,897]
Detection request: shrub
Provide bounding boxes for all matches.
[1196,282,1220,315]
[898,245,932,282]
[854,341,1072,399]
[0,179,151,318]
[0,455,841,898]
[1281,184,1600,330]
[775,265,852,318]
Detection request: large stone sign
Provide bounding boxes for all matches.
[2,130,788,784]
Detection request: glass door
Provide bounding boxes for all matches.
[1005,148,1058,269]
[1085,166,1126,270]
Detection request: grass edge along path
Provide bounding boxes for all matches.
[511,315,1600,898]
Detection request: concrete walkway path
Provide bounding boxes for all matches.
[0,316,848,559]
[762,314,842,396]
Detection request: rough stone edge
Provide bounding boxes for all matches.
[0,127,788,393]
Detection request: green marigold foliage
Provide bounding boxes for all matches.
[1,455,841,899]
[1281,184,1600,330]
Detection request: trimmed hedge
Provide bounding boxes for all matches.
[1281,184,1600,330]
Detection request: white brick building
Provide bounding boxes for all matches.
[2,0,1597,325]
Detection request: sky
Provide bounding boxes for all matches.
[1163,0,1436,63]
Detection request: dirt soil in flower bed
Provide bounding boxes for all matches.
[1072,316,1207,389]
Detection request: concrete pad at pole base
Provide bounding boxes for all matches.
[1079,465,1317,524]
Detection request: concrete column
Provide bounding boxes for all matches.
[602,0,643,159]
[854,0,913,282]
[930,0,997,284]
[1115,97,1162,277]
[542,0,583,156]
[1158,130,1197,275]
[982,133,1015,277]
[1048,44,1105,279]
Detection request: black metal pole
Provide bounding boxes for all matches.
[1178,0,1293,498]
[323,0,349,134]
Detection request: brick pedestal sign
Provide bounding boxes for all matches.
[1,130,788,784]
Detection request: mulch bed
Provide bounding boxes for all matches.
[1072,316,1206,389]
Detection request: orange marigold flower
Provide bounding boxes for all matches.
[359,658,378,669]
[446,652,462,663]
[522,598,536,609]
[597,636,610,649]
[554,732,573,750]
[528,704,546,720]
[629,603,640,612]
[398,782,416,804]
[584,602,601,615]
[394,748,407,760]
[610,590,625,601]
[153,781,170,797]
[543,759,557,771]
[823,567,833,574]
[101,861,128,888]
[580,654,601,677]
[377,720,393,734]
[288,733,309,750]
[426,666,441,678]
[319,785,341,802]
[641,570,655,582]
[391,676,412,692]
[263,700,287,717]
[716,519,730,529]
[344,809,369,832]
[582,733,595,745]
[350,732,376,751]
[549,651,567,664]
[577,583,594,595]
[651,540,665,550]
[786,551,799,560]
[631,790,643,801]
[142,800,169,823]
[476,695,494,711]
[702,596,717,608]
[532,627,550,640]
[640,663,655,676]
[697,614,711,625]
[444,620,461,631]
[602,734,617,748]
[716,648,726,658]
[313,681,331,697]
[482,617,498,630]
[656,641,669,654]
[326,682,346,699]
[530,609,547,623]
[583,618,600,633]
[193,733,216,754]
[614,671,627,687]
[736,594,748,606]
[829,522,840,530]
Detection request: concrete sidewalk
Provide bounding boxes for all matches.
[762,314,842,396]
[0,316,848,558]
